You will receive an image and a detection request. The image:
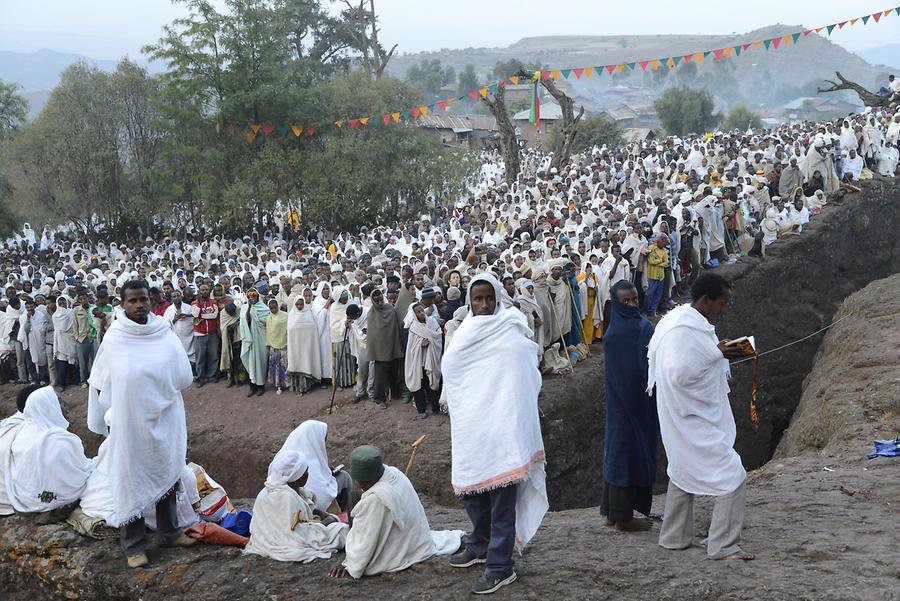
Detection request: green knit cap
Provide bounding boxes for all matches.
[350,445,385,482]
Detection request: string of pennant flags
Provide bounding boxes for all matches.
[230,6,900,144]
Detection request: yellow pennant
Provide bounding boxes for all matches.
[815,26,824,32]
[334,119,344,128]
[551,69,560,80]
[782,34,791,43]
[250,124,261,134]
[510,75,519,85]
[850,17,858,25]
[479,87,488,98]
[753,40,762,48]
[291,125,303,137]
[447,97,455,105]
[392,112,400,122]
[667,57,675,69]
[420,106,429,117]
[585,67,594,78]
[650,59,660,70]
[245,131,257,144]
[617,63,625,73]
[360,117,370,125]
[695,52,704,63]
[724,47,734,57]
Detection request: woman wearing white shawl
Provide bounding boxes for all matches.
[271,420,338,513]
[515,278,544,355]
[19,302,49,381]
[245,450,348,563]
[287,296,322,393]
[328,287,356,388]
[404,303,443,418]
[442,273,547,593]
[646,277,750,560]
[51,297,76,390]
[311,282,333,379]
[1,386,94,513]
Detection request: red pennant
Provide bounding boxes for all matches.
[772,37,781,48]
[639,60,650,71]
[468,91,478,101]
[713,48,725,60]
[803,29,812,36]
[382,114,390,125]
[742,42,752,50]
[572,67,584,78]
[541,70,551,80]
[683,54,693,62]
[838,20,847,28]
[438,100,447,111]
[306,126,314,136]
[261,124,274,136]
[873,12,882,22]
[605,64,616,74]
[411,107,420,119]
[349,119,359,129]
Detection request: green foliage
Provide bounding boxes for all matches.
[405,59,456,99]
[653,85,721,136]
[458,64,479,94]
[491,58,541,81]
[551,115,623,154]
[0,79,28,236]
[724,103,762,131]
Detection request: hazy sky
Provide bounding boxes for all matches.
[1,0,898,59]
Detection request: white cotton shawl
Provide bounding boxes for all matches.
[271,421,337,512]
[647,304,746,496]
[329,288,351,341]
[404,315,443,392]
[0,413,24,515]
[342,466,462,578]
[2,387,94,513]
[442,273,547,551]
[286,304,322,379]
[87,314,193,526]
[51,306,76,363]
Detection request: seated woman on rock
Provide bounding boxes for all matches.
[329,445,463,580]
[245,450,348,563]
[0,385,94,518]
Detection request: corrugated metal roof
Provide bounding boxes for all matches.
[420,114,497,131]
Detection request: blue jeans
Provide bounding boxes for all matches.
[75,339,94,384]
[463,483,517,579]
[645,278,664,314]
[193,334,219,381]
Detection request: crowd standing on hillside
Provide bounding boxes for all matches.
[0,103,897,593]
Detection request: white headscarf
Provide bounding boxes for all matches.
[270,421,336,512]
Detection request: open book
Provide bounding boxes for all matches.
[726,336,756,357]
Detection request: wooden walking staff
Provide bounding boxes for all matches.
[405,435,427,476]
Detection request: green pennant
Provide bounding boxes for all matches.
[276,125,289,138]
[791,32,802,43]
[733,46,742,56]
[626,62,636,70]
[401,110,411,118]
[595,66,605,74]
[826,23,836,34]
[561,69,571,78]
[703,51,711,58]
[763,39,771,49]
[861,15,870,24]
[487,83,498,92]
[673,55,682,66]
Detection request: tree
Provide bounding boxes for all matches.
[491,58,540,82]
[458,64,479,95]
[406,59,455,99]
[517,69,584,171]
[552,114,623,153]
[724,103,762,131]
[479,85,520,184]
[0,79,28,236]
[653,85,721,135]
[340,0,397,79]
[817,71,888,108]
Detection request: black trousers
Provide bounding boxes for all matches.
[120,483,180,555]
[372,359,402,401]
[412,373,440,414]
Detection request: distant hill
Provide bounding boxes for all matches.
[387,25,892,108]
[857,43,900,71]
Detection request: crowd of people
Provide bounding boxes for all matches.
[0,100,898,593]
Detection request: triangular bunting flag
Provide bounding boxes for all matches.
[792,32,802,43]
[837,21,847,29]
[605,64,616,74]
[742,43,752,50]
[827,24,836,34]
[391,112,400,123]
[803,29,812,36]
[510,76,519,85]
[667,57,675,69]
[277,125,288,137]
[683,54,693,62]
[541,70,551,80]
[850,18,858,25]
[639,60,650,71]
[479,87,488,98]
[714,48,725,59]
[410,108,420,119]
[672,56,683,66]
[349,119,359,129]
[815,27,824,33]
[291,125,303,137]
[498,79,505,87]
[782,35,791,44]
[551,70,560,80]
[650,59,660,70]
[382,114,390,125]
[438,100,447,111]
[306,126,314,136]
[626,62,636,70]
[447,97,454,106]
[487,84,498,93]
[862,15,870,24]
[763,39,771,49]
[890,8,897,16]
[617,63,625,73]
[244,131,256,144]
[704,50,712,57]
[872,12,880,22]
[753,40,762,48]
[419,106,429,117]
[572,67,584,78]
[771,37,781,49]
[401,110,411,119]
[250,124,261,134]
[334,120,344,128]
[733,46,742,56]
[695,52,704,62]
[724,47,733,57]
[585,67,594,78]
[261,124,274,135]
[360,117,370,125]
[468,91,478,101]
[561,69,571,79]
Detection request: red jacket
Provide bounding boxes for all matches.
[192,298,219,335]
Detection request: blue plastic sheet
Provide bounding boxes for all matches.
[867,437,900,459]
[219,509,253,536]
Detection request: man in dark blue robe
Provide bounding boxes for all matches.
[601,280,658,531]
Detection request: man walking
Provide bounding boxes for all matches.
[443,273,547,594]
[647,273,754,560]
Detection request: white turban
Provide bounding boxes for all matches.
[265,451,310,487]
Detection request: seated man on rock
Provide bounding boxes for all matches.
[329,445,463,580]
[0,385,94,519]
[245,450,349,563]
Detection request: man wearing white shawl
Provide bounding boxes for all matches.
[404,302,443,419]
[245,450,348,563]
[286,296,322,393]
[270,420,343,514]
[51,297,77,392]
[443,273,547,595]
[87,279,197,568]
[647,274,753,561]
[0,385,94,515]
[329,445,463,580]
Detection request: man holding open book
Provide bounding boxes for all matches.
[646,273,756,561]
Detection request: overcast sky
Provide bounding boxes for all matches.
[1,0,898,59]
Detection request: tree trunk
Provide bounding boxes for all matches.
[817,71,887,108]
[480,84,521,184]
[518,69,585,171]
